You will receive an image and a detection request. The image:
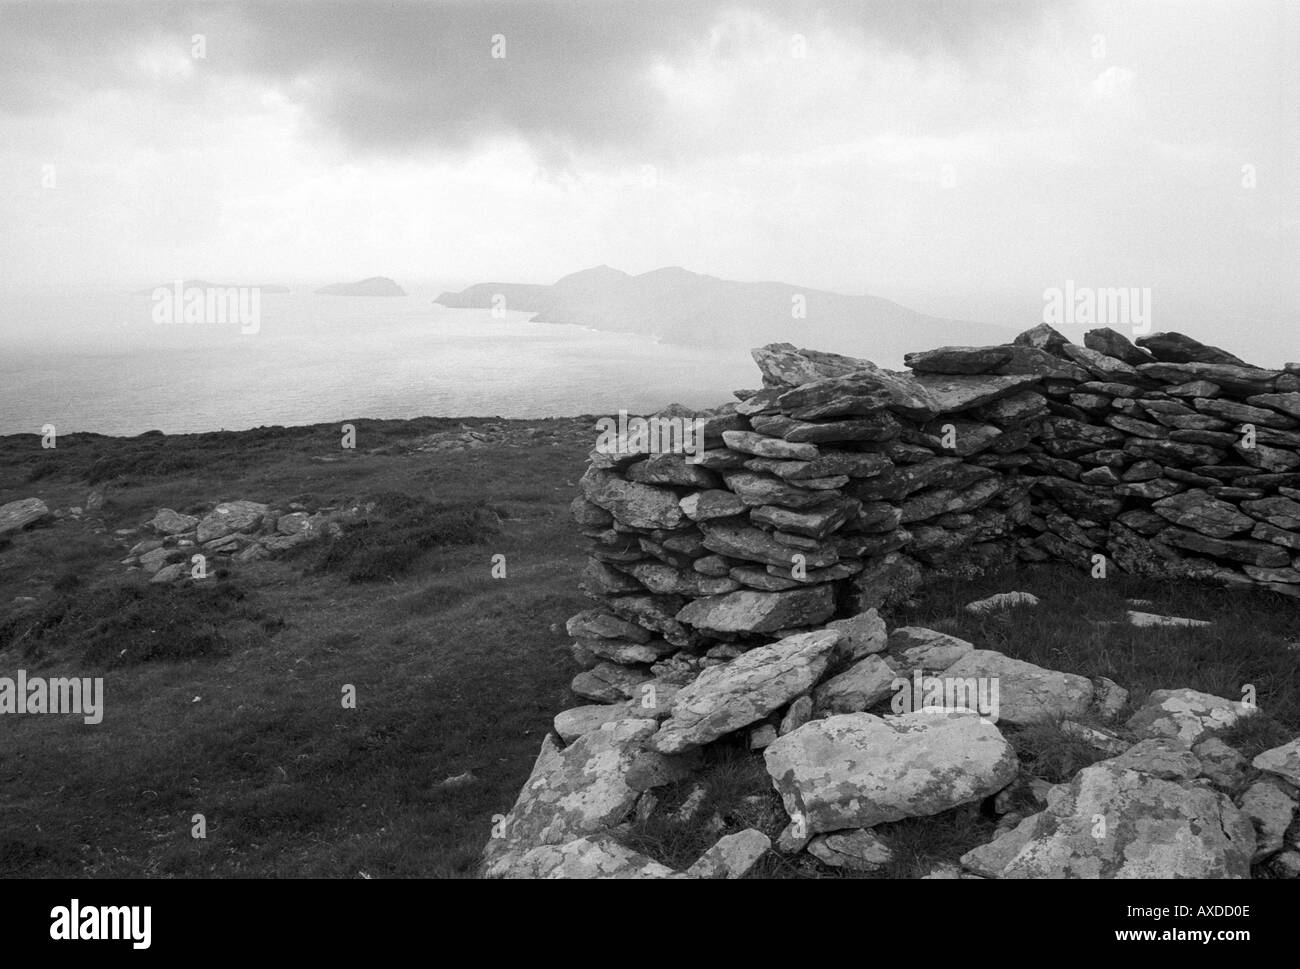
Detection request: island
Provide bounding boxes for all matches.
[436,265,1011,359]
[315,277,408,297]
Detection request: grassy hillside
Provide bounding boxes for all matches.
[0,417,593,877]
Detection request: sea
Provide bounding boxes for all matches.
[0,284,761,437]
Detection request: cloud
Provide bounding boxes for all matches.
[0,0,1070,162]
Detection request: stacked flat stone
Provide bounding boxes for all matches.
[566,342,1042,703]
[567,328,1300,706]
[985,325,1300,595]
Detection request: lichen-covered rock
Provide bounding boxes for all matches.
[889,627,975,671]
[195,500,269,543]
[812,654,896,715]
[942,650,1093,725]
[824,608,887,659]
[675,585,836,634]
[482,719,658,877]
[961,759,1255,878]
[1126,688,1255,745]
[580,468,684,529]
[648,629,842,753]
[807,828,894,871]
[764,710,1018,835]
[685,829,771,878]
[146,507,198,536]
[496,835,678,879]
[1253,737,1300,786]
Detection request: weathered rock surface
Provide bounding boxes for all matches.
[648,630,843,753]
[961,758,1255,878]
[1126,688,1255,745]
[764,710,1018,834]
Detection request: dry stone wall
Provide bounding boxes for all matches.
[568,326,1300,708]
[482,325,1300,879]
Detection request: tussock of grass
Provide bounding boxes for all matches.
[1215,713,1296,761]
[0,575,282,667]
[309,493,501,582]
[1007,721,1110,784]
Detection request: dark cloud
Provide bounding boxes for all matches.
[0,0,1069,158]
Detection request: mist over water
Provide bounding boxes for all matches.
[0,286,759,436]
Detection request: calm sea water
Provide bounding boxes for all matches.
[0,286,760,436]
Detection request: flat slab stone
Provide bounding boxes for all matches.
[965,591,1040,615]
[911,372,1042,413]
[675,584,836,635]
[942,650,1093,725]
[1252,738,1300,786]
[763,710,1018,835]
[1152,489,1254,538]
[1136,331,1249,367]
[904,345,1014,375]
[648,629,843,753]
[721,430,819,461]
[1126,611,1212,629]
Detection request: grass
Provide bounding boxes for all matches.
[0,417,593,877]
[2,575,283,667]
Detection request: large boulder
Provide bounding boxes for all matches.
[961,757,1255,878]
[942,650,1094,725]
[195,500,269,543]
[147,507,199,535]
[763,710,1018,835]
[483,719,658,877]
[0,498,49,535]
[648,630,843,753]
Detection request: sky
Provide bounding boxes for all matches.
[1,0,1297,345]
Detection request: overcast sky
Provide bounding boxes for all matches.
[1,0,1296,338]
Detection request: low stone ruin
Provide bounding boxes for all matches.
[121,500,348,580]
[483,326,1300,878]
